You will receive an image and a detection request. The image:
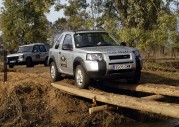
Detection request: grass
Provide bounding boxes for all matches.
[143,60,179,72]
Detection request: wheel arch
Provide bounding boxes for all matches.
[73,57,87,76]
[26,56,32,61]
[48,55,56,66]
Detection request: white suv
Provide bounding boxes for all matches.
[7,43,49,68]
[48,30,142,88]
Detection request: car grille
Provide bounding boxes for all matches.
[8,57,18,62]
[109,55,130,60]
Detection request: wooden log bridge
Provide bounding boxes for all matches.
[51,82,179,119]
[104,82,179,97]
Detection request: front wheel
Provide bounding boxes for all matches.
[50,62,61,82]
[127,69,141,84]
[44,57,48,66]
[75,65,89,89]
[9,65,14,68]
[26,58,33,67]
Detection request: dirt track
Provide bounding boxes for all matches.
[0,66,132,126]
[0,65,179,126]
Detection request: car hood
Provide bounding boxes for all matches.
[77,46,135,54]
[7,53,24,57]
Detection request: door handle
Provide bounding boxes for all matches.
[59,52,61,54]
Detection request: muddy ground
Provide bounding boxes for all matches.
[0,63,179,126]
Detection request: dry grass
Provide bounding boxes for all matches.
[0,85,22,126]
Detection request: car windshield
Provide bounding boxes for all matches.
[17,46,33,53]
[74,32,119,48]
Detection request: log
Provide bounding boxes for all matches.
[89,105,108,114]
[52,82,179,119]
[142,95,164,100]
[89,95,164,114]
[104,82,179,97]
[89,105,116,114]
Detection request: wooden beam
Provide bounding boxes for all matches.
[91,92,165,114]
[89,105,116,114]
[104,82,179,97]
[89,105,108,114]
[142,95,164,100]
[52,82,179,119]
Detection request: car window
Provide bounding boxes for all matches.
[55,34,63,49]
[62,34,73,50]
[33,45,40,52]
[39,45,46,52]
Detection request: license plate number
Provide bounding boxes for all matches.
[10,60,16,63]
[112,64,131,70]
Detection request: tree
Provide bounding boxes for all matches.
[1,0,54,52]
[55,0,90,30]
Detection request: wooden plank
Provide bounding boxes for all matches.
[142,95,164,100]
[104,82,179,97]
[89,95,164,114]
[52,82,179,119]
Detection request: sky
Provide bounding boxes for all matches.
[0,0,63,23]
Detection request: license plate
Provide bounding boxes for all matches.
[10,60,16,63]
[112,64,131,70]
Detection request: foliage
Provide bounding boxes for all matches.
[0,0,178,55]
[55,0,89,30]
[1,0,54,52]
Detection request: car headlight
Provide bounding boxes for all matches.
[86,53,103,61]
[132,50,140,57]
[18,55,24,61]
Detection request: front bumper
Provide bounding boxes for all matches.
[84,56,142,80]
[7,57,25,65]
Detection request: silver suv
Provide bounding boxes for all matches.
[48,30,142,88]
[7,43,49,68]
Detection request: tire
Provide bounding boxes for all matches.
[9,65,14,68]
[50,62,61,82]
[26,57,33,67]
[75,65,89,89]
[127,69,141,84]
[44,57,48,66]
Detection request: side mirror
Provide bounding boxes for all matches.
[55,44,59,49]
[120,42,127,46]
[62,44,72,50]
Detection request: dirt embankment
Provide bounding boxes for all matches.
[0,63,179,126]
[0,66,134,126]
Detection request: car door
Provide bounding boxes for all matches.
[39,45,48,61]
[59,34,73,75]
[32,45,41,62]
[50,34,64,72]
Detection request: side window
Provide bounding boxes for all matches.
[55,35,63,49]
[33,45,39,52]
[39,45,46,52]
[62,34,73,50]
